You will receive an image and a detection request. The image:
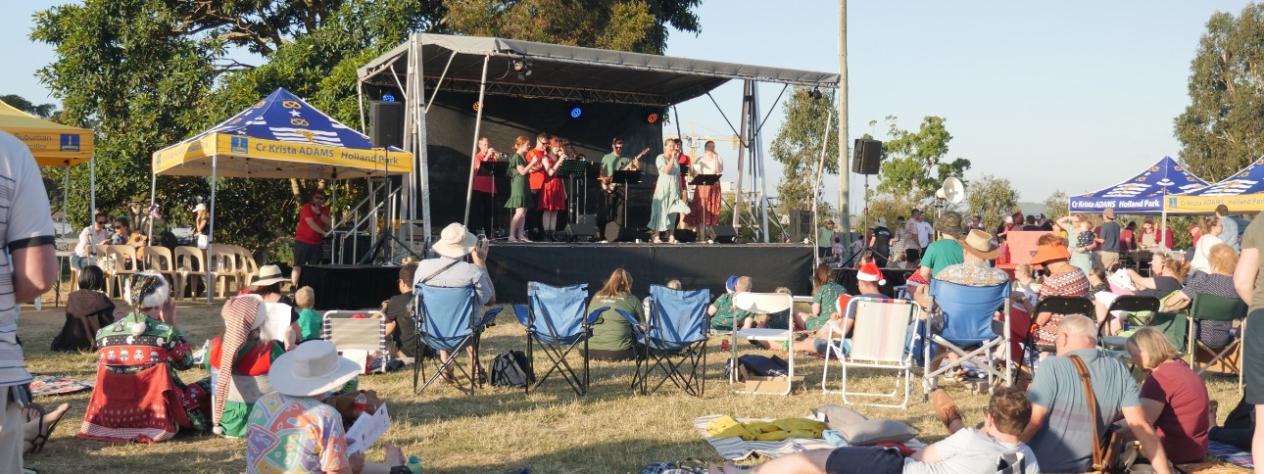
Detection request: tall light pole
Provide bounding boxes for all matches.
[837,0,850,237]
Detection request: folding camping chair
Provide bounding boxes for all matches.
[624,285,710,396]
[515,282,606,395]
[412,284,502,395]
[322,310,389,374]
[1022,296,1095,372]
[923,280,1012,395]
[1187,293,1249,389]
[822,296,918,408]
[1099,295,1160,350]
[728,292,795,395]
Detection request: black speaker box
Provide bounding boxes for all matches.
[566,214,599,242]
[852,138,882,175]
[713,224,738,244]
[370,101,405,148]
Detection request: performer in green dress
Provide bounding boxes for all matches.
[648,138,689,243]
[505,135,536,242]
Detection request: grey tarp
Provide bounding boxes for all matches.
[358,34,839,106]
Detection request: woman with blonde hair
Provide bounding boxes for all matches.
[1162,243,1241,349]
[586,268,643,360]
[1126,327,1210,464]
[647,138,689,243]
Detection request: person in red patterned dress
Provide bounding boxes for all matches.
[525,133,550,238]
[79,273,209,443]
[538,139,568,241]
[1029,241,1090,355]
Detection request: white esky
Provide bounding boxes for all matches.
[3,0,1253,215]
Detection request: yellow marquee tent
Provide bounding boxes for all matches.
[0,99,93,167]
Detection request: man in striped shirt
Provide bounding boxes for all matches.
[0,131,57,473]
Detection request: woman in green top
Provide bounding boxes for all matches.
[797,264,846,331]
[709,275,754,331]
[586,268,643,360]
[504,135,535,242]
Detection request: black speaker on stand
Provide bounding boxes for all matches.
[852,138,882,259]
[359,100,415,264]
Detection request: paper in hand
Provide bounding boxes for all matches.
[345,403,391,454]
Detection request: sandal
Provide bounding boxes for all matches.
[22,404,47,454]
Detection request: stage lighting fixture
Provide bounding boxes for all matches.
[569,105,583,119]
[512,58,533,80]
[645,111,660,124]
[381,93,397,102]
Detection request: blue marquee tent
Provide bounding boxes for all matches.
[1068,156,1208,214]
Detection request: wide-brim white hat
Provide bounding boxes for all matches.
[251,264,290,287]
[267,340,360,397]
[432,223,477,259]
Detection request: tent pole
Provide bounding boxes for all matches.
[90,154,96,222]
[1161,208,1168,250]
[206,155,217,303]
[148,170,156,243]
[463,54,491,227]
[63,167,70,238]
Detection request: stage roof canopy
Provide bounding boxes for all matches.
[1068,156,1209,214]
[358,33,840,107]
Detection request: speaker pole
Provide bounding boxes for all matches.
[462,54,492,227]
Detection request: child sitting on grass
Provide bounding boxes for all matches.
[294,286,322,343]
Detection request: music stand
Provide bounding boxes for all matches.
[689,174,720,241]
[558,160,591,230]
[476,160,509,237]
[611,170,643,229]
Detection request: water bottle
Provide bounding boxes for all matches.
[353,392,368,417]
[407,454,422,474]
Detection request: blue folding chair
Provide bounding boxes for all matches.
[623,285,711,396]
[514,282,609,395]
[412,284,502,395]
[922,279,1011,395]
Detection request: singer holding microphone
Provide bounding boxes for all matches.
[472,137,499,235]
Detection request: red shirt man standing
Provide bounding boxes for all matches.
[292,191,331,285]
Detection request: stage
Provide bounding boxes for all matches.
[486,242,815,303]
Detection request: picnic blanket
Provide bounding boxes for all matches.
[1209,441,1253,469]
[694,415,835,461]
[29,374,94,397]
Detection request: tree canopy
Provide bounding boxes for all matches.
[770,87,839,216]
[965,175,1019,231]
[1176,3,1264,181]
[872,115,970,207]
[0,94,57,119]
[32,0,701,254]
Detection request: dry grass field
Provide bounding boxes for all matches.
[14,299,1252,473]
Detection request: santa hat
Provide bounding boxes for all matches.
[126,272,170,309]
[857,261,886,286]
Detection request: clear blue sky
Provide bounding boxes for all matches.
[3,0,1254,216]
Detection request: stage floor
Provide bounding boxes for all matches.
[486,242,815,303]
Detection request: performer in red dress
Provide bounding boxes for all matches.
[686,140,724,235]
[471,137,499,235]
[538,140,568,241]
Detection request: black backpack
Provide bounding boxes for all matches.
[490,350,535,388]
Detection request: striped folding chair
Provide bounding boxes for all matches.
[821,296,918,408]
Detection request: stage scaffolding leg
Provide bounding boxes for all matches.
[206,155,217,303]
[463,55,491,226]
[812,109,836,270]
[752,83,769,243]
[734,80,752,233]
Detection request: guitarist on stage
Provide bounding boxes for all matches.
[598,137,649,239]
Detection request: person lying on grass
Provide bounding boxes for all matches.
[712,386,1039,474]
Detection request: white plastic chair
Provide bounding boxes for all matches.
[323,310,389,374]
[821,296,918,409]
[728,292,795,395]
[173,246,205,300]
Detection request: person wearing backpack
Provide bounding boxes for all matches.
[586,268,643,361]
